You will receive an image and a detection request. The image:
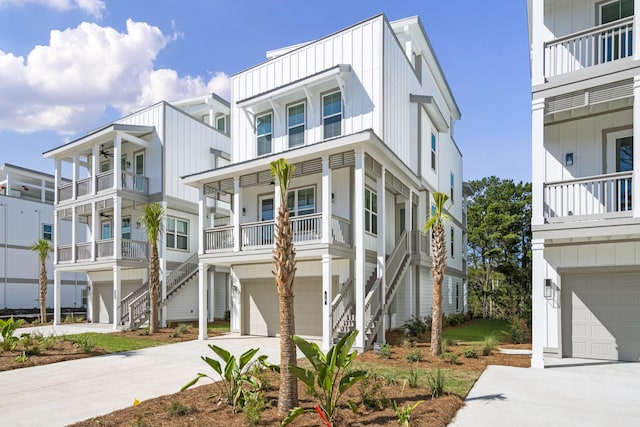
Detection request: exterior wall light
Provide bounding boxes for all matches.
[544,279,553,299]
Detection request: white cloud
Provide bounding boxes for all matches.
[0,0,106,18]
[0,20,231,134]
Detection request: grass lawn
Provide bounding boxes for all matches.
[207,320,230,334]
[63,333,166,353]
[443,319,510,344]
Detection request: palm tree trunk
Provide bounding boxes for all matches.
[274,204,298,415]
[149,244,159,333]
[431,222,445,356]
[40,261,47,323]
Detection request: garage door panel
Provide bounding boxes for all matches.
[563,273,640,362]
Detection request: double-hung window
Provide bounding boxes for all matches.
[365,188,378,235]
[450,227,455,257]
[216,115,226,134]
[167,217,188,251]
[323,91,342,139]
[287,186,315,216]
[256,113,272,156]
[431,132,437,171]
[450,172,455,203]
[288,103,305,148]
[42,224,53,241]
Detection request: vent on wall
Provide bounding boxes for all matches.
[546,79,633,114]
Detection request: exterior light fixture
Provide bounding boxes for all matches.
[544,279,553,299]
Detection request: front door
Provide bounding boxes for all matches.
[599,0,633,63]
[134,151,145,192]
[606,129,633,211]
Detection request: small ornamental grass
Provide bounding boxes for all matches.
[425,367,446,398]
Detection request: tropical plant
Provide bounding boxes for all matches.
[282,330,367,426]
[181,344,275,411]
[0,317,25,351]
[425,367,446,398]
[270,158,299,415]
[402,315,431,338]
[31,238,52,323]
[424,192,450,356]
[140,203,165,334]
[392,399,424,426]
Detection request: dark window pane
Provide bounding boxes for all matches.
[258,135,272,155]
[324,114,341,139]
[177,235,188,250]
[177,220,188,235]
[323,92,341,116]
[289,125,305,147]
[288,104,304,127]
[166,233,175,248]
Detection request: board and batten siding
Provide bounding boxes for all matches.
[231,16,384,163]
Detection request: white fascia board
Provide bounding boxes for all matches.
[410,94,449,132]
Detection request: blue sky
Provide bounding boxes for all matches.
[0,0,531,183]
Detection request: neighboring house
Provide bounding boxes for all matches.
[0,163,87,310]
[528,0,640,366]
[43,94,231,329]
[184,14,467,350]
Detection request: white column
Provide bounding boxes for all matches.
[71,206,77,263]
[91,202,97,261]
[113,196,121,260]
[53,210,59,264]
[40,178,46,203]
[53,270,61,326]
[72,153,78,200]
[635,0,640,60]
[233,177,241,252]
[531,0,545,85]
[86,279,93,323]
[531,239,546,369]
[91,145,99,195]
[54,159,60,204]
[322,156,332,244]
[354,149,366,350]
[114,134,121,190]
[209,104,215,127]
[5,172,10,196]
[198,189,205,255]
[198,262,208,340]
[112,266,121,330]
[404,192,414,319]
[633,76,640,218]
[322,254,333,350]
[160,200,168,327]
[531,98,546,226]
[376,168,386,344]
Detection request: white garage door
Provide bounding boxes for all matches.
[563,273,640,361]
[243,278,322,337]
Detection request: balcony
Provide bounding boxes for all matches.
[57,239,148,263]
[58,171,148,202]
[545,16,633,79]
[203,214,352,252]
[544,172,633,222]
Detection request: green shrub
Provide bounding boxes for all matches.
[14,351,28,363]
[462,348,478,358]
[244,392,266,426]
[31,317,41,325]
[282,330,367,426]
[406,365,420,388]
[446,313,465,326]
[20,333,41,356]
[358,370,388,409]
[482,335,499,356]
[138,327,150,336]
[250,364,272,391]
[425,368,445,398]
[507,316,529,344]
[168,401,195,417]
[441,352,458,365]
[402,315,431,338]
[405,347,422,363]
[378,343,392,359]
[73,335,95,353]
[392,400,424,427]
[0,317,26,351]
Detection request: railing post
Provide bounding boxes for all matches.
[354,148,366,350]
[377,167,386,345]
[322,156,331,244]
[322,254,332,350]
[198,262,208,340]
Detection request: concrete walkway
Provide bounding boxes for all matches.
[15,322,120,337]
[451,359,640,427]
[0,333,282,427]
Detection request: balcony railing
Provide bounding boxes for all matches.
[544,171,633,222]
[58,183,73,202]
[56,170,149,202]
[76,242,92,261]
[204,213,352,252]
[96,171,114,192]
[545,16,633,78]
[58,245,72,262]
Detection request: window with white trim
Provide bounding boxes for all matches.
[365,188,378,235]
[216,115,226,133]
[431,132,437,171]
[323,91,342,139]
[456,283,460,311]
[286,186,315,216]
[450,226,455,258]
[166,217,188,251]
[450,172,455,203]
[256,113,272,156]
[288,103,305,148]
[122,217,131,240]
[42,224,53,241]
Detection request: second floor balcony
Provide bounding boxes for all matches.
[58,170,149,202]
[57,239,148,264]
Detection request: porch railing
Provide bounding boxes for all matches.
[96,171,114,192]
[96,239,114,258]
[331,216,352,246]
[204,225,234,251]
[241,221,274,248]
[58,183,73,202]
[122,171,149,195]
[409,230,429,258]
[76,177,91,197]
[331,278,354,336]
[58,245,72,262]
[291,213,322,242]
[76,242,92,261]
[545,16,633,78]
[544,171,633,221]
[121,239,147,260]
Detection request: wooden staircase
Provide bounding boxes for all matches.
[119,252,200,330]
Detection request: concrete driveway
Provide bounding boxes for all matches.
[451,358,640,427]
[0,333,283,427]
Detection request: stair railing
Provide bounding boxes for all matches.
[331,278,354,337]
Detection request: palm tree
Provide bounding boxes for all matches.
[270,158,298,415]
[424,192,449,356]
[140,202,165,334]
[31,239,52,323]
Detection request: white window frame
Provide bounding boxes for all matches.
[450,172,455,204]
[431,132,437,172]
[322,90,342,139]
[364,188,378,235]
[42,223,53,241]
[216,114,226,134]
[256,112,273,156]
[287,102,305,148]
[166,217,189,251]
[122,217,131,240]
[286,186,315,216]
[450,226,455,258]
